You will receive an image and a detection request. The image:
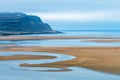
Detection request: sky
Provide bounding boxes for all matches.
[0,0,120,30]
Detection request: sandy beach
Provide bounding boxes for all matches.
[1,46,120,74]
[0,54,56,60]
[1,36,120,40]
[83,39,120,43]
[0,35,120,74]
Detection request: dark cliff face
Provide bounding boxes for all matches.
[0,12,59,35]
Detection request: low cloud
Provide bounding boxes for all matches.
[28,11,120,22]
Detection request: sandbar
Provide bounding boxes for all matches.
[1,46,120,74]
[1,36,120,41]
[83,39,120,43]
[0,54,56,60]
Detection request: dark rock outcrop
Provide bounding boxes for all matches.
[0,12,60,35]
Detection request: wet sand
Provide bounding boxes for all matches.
[0,54,56,60]
[83,39,120,43]
[1,36,120,40]
[1,46,120,74]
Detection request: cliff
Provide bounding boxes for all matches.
[0,12,60,35]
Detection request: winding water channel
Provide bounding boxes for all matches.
[1,32,120,80]
[0,51,120,80]
[0,52,75,71]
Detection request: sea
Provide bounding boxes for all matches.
[1,30,120,80]
[1,30,120,47]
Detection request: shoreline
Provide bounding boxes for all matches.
[1,36,120,41]
[82,39,120,43]
[0,54,56,60]
[1,46,120,74]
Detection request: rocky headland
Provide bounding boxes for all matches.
[0,12,60,35]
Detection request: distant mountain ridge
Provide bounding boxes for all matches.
[0,12,60,35]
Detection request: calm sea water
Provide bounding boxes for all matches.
[2,30,120,47]
[21,30,120,36]
[61,30,120,36]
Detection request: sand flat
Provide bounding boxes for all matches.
[1,46,120,74]
[83,39,120,43]
[1,36,120,40]
[0,55,56,60]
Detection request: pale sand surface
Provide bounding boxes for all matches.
[1,36,120,40]
[83,39,120,43]
[1,46,120,74]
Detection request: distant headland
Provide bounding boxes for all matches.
[0,12,61,35]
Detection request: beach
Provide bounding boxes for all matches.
[0,0,120,79]
[0,36,120,41]
[0,35,120,76]
[0,54,56,60]
[83,39,120,43]
[1,46,120,74]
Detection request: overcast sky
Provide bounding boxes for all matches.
[0,0,120,21]
[0,0,119,12]
[0,0,120,30]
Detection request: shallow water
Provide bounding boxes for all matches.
[1,30,120,80]
[0,52,120,80]
[1,30,120,47]
[1,39,120,47]
[16,30,120,36]
[0,52,75,71]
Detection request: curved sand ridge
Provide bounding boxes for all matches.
[0,52,75,72]
[2,46,120,75]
